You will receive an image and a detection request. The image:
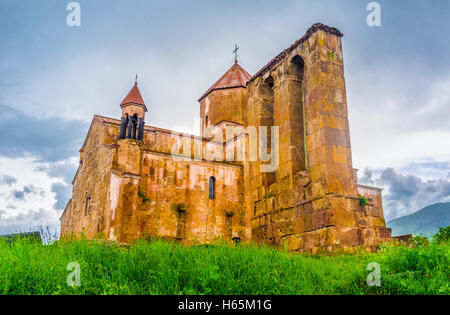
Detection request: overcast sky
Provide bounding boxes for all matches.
[1,0,450,234]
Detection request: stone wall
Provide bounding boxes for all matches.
[119,152,244,243]
[200,87,248,137]
[60,119,117,239]
[61,116,247,244]
[356,185,392,244]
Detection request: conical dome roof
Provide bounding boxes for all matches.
[199,62,252,101]
[120,82,147,112]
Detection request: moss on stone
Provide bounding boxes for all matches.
[138,190,151,203]
[327,51,335,61]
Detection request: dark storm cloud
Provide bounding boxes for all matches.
[0,174,17,186]
[359,167,450,220]
[0,105,82,233]
[0,104,87,163]
[359,168,375,186]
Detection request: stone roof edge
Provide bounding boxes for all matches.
[79,115,102,153]
[357,184,384,192]
[247,23,343,85]
[198,85,247,102]
[94,114,224,145]
[60,198,72,220]
[120,102,148,112]
[142,150,243,169]
[211,119,244,128]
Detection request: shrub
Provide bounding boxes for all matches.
[410,235,430,247]
[433,226,450,244]
[359,194,369,206]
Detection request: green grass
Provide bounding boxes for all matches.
[0,238,448,295]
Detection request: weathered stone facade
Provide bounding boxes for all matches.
[61,23,392,252]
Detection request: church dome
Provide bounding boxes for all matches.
[198,62,252,102]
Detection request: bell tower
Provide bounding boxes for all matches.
[119,80,148,141]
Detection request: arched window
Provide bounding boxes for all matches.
[289,55,307,171]
[256,76,276,186]
[225,212,233,239]
[176,209,186,240]
[84,196,91,216]
[131,114,138,139]
[205,115,209,126]
[209,176,216,199]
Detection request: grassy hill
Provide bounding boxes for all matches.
[387,202,450,237]
[0,238,448,295]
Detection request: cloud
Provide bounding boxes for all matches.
[51,182,71,210]
[0,174,17,186]
[359,166,450,220]
[38,158,78,211]
[0,102,82,233]
[36,158,79,186]
[12,185,44,201]
[399,161,450,181]
[0,104,87,163]
[0,208,60,235]
[358,168,375,186]
[0,156,64,234]
[349,75,450,171]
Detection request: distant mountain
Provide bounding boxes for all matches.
[387,202,450,237]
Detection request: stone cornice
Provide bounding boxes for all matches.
[247,23,343,84]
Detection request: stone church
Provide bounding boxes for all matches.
[60,23,392,253]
